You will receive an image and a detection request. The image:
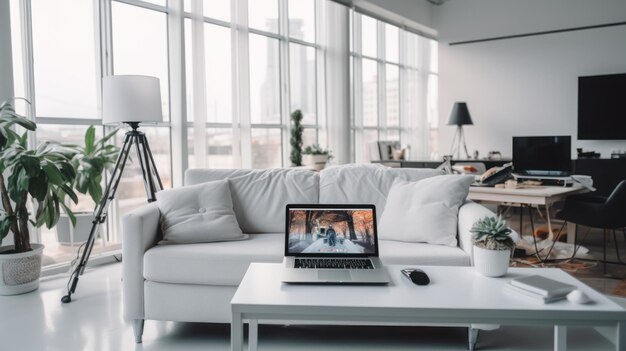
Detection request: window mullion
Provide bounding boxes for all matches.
[191,0,208,168]
[233,0,251,168]
[279,0,289,167]
[377,21,386,139]
[168,0,187,187]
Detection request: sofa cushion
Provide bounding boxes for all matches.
[143,233,284,286]
[378,175,475,246]
[185,169,319,233]
[379,240,470,266]
[156,180,246,244]
[319,164,443,224]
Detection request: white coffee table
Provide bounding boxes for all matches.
[231,263,626,351]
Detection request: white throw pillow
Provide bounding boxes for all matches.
[156,179,247,244]
[378,175,475,246]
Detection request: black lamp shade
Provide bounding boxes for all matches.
[447,102,473,126]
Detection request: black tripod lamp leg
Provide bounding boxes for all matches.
[141,133,163,191]
[61,133,135,303]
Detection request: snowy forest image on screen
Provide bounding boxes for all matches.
[287,209,375,254]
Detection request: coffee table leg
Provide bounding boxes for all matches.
[616,321,626,351]
[468,328,479,351]
[554,325,567,351]
[249,320,258,351]
[231,312,243,351]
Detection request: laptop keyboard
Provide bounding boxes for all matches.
[294,258,374,269]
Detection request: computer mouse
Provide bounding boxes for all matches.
[567,289,591,304]
[409,270,430,286]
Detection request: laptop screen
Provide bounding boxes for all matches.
[285,204,378,257]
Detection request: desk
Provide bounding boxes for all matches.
[373,159,511,169]
[468,185,587,245]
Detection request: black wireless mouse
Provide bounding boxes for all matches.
[409,270,430,286]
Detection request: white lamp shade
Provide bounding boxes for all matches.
[102,75,163,125]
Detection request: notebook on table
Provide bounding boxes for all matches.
[281,204,390,284]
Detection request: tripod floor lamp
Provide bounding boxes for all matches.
[62,75,164,303]
[448,102,473,159]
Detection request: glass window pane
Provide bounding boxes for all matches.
[430,39,439,73]
[204,0,230,22]
[362,59,378,127]
[249,0,279,33]
[427,74,438,129]
[37,124,112,266]
[386,64,399,127]
[289,44,316,125]
[362,129,378,163]
[302,128,317,148]
[288,0,315,43]
[114,127,172,233]
[31,0,98,118]
[204,24,232,123]
[250,34,280,124]
[184,19,194,122]
[112,2,170,121]
[251,129,282,168]
[187,128,235,169]
[385,24,399,63]
[406,32,419,69]
[361,15,377,58]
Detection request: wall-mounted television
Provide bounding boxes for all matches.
[578,73,626,140]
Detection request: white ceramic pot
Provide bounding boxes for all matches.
[56,212,95,245]
[302,154,329,171]
[0,243,45,295]
[473,245,511,277]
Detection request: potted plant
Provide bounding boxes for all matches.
[0,99,78,295]
[470,215,515,277]
[290,110,303,167]
[55,126,119,245]
[301,144,332,171]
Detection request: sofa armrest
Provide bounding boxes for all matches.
[457,200,519,264]
[122,202,161,321]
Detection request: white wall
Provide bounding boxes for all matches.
[435,0,626,159]
[354,0,437,37]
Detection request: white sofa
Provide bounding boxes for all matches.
[122,164,495,342]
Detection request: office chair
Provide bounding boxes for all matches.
[555,180,626,274]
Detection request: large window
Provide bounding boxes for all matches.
[350,12,439,162]
[185,0,322,169]
[8,0,437,268]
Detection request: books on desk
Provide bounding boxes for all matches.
[505,275,576,303]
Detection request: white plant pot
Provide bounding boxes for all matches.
[302,154,329,171]
[473,245,511,277]
[0,243,45,295]
[56,212,95,245]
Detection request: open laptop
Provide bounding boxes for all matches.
[281,204,390,284]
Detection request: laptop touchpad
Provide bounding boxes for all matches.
[318,270,351,281]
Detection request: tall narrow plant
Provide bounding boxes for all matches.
[290,110,303,166]
[0,100,78,253]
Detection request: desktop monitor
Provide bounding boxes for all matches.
[512,136,572,176]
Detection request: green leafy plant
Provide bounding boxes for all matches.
[302,144,333,159]
[470,215,515,251]
[0,100,78,253]
[71,125,119,205]
[289,110,303,166]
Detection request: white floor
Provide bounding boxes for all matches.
[0,262,620,351]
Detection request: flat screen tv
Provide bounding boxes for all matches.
[578,73,626,140]
[513,136,572,176]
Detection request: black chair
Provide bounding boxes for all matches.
[555,180,626,273]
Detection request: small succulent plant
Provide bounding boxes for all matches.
[471,216,515,251]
